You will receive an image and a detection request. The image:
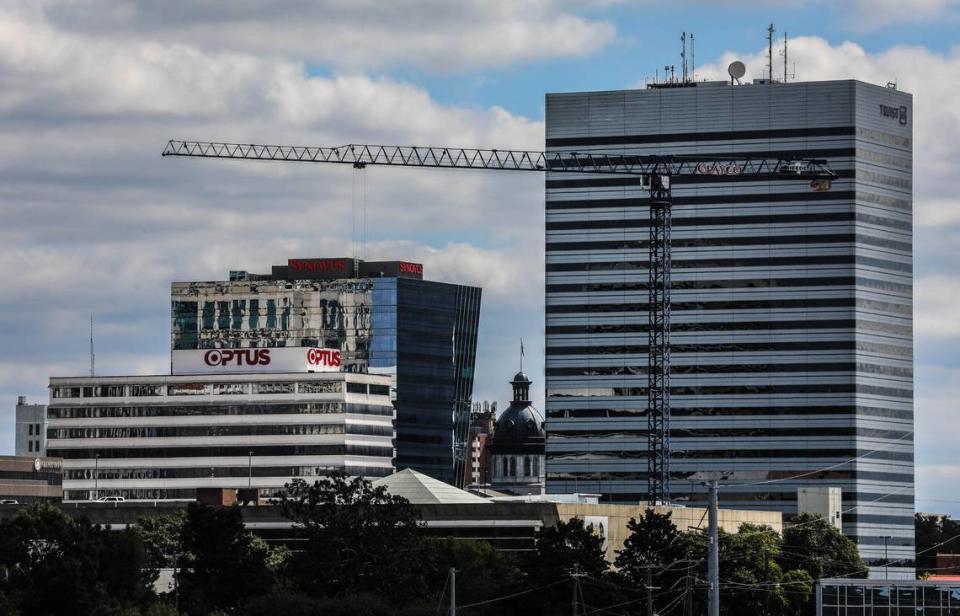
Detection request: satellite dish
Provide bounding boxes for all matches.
[728,61,746,81]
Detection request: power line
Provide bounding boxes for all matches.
[455,578,568,610]
[736,431,914,487]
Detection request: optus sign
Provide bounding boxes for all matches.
[203,349,271,367]
[307,348,341,368]
[173,347,342,375]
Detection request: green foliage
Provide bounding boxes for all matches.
[422,538,524,615]
[516,517,619,616]
[916,513,960,575]
[240,593,434,616]
[0,503,154,616]
[780,513,867,579]
[133,510,187,572]
[614,509,691,615]
[279,473,426,602]
[176,503,274,616]
[615,508,681,580]
[721,524,790,615]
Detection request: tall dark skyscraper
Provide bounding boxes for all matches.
[171,257,482,485]
[543,80,914,577]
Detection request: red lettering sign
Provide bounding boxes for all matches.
[398,262,423,275]
[203,349,271,367]
[306,348,341,368]
[288,259,348,274]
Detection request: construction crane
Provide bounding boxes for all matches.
[162,139,837,504]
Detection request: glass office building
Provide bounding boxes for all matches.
[171,258,482,485]
[818,579,960,615]
[544,80,914,576]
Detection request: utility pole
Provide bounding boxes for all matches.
[647,567,654,616]
[449,567,456,616]
[707,480,719,616]
[570,565,586,616]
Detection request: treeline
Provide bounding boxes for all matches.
[916,512,960,576]
[0,473,866,616]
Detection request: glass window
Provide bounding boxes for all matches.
[346,382,368,395]
[28,424,33,436]
[524,456,532,476]
[28,440,33,452]
[249,299,260,330]
[509,457,517,477]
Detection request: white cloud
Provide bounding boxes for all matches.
[17,0,616,73]
[847,0,960,29]
[0,4,553,455]
[916,276,960,338]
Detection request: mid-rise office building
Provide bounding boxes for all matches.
[15,396,47,456]
[544,79,913,576]
[170,258,482,485]
[0,455,63,504]
[46,371,394,501]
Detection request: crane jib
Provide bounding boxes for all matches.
[161,138,837,505]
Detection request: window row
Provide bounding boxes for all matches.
[49,423,395,440]
[47,402,394,419]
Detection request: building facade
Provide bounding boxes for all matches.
[15,396,47,457]
[0,455,63,504]
[464,401,496,487]
[46,372,394,501]
[489,372,546,496]
[170,258,482,485]
[544,80,914,576]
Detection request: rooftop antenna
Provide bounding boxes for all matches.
[783,31,788,83]
[681,32,687,83]
[767,23,776,82]
[691,33,696,81]
[89,314,95,377]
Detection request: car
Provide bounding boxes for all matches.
[0,499,19,505]
[97,496,125,503]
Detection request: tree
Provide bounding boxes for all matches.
[177,503,273,616]
[519,517,617,615]
[722,524,791,616]
[423,538,524,616]
[279,473,427,602]
[133,510,187,586]
[779,513,866,579]
[916,513,960,575]
[0,503,155,615]
[615,509,685,614]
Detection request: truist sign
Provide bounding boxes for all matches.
[173,347,342,375]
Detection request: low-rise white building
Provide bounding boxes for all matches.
[46,371,394,502]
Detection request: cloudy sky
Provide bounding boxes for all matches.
[2,1,959,513]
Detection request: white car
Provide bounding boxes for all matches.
[0,499,19,505]
[97,496,125,503]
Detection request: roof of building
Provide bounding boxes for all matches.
[491,371,544,447]
[372,468,491,505]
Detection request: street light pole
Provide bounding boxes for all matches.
[883,536,890,580]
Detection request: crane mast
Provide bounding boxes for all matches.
[162,139,836,505]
